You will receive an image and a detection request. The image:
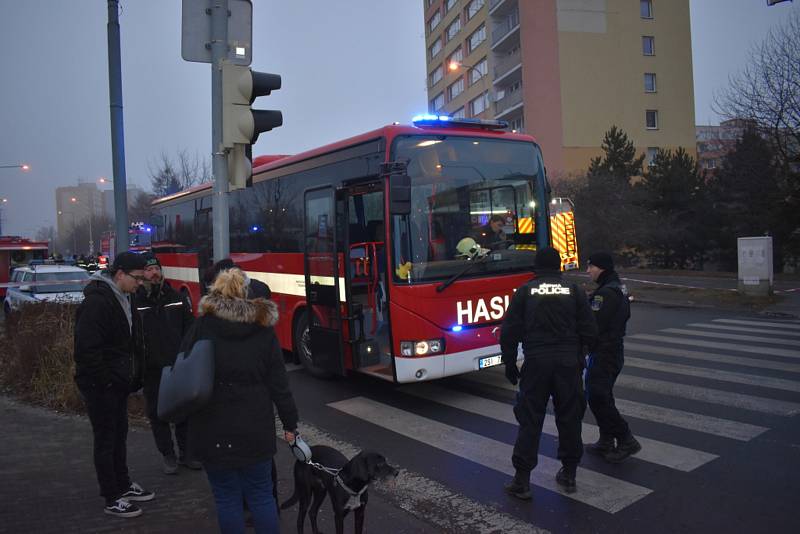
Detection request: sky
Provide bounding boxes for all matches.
[0,0,797,237]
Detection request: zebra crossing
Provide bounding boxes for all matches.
[324,316,800,516]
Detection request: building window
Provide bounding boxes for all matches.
[509,117,525,131]
[468,24,486,53]
[448,77,465,100]
[466,0,485,21]
[452,106,466,119]
[646,147,659,166]
[446,16,461,41]
[470,91,490,115]
[431,92,445,113]
[448,47,463,68]
[428,10,441,33]
[429,38,442,59]
[445,0,458,13]
[429,65,444,87]
[644,73,657,92]
[646,110,659,129]
[469,57,488,85]
[642,36,655,55]
[640,0,653,19]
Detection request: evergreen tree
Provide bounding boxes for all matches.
[708,127,782,269]
[635,148,707,268]
[574,126,645,260]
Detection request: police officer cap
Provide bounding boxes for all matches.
[535,246,562,271]
[112,251,147,272]
[587,251,614,271]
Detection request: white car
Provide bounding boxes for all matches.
[3,264,90,316]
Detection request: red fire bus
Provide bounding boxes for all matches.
[0,236,49,298]
[151,116,554,383]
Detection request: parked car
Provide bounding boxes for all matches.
[3,264,89,317]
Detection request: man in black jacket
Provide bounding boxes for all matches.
[500,247,597,499]
[584,252,641,462]
[135,253,196,474]
[74,251,155,518]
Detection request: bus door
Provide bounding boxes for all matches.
[344,182,387,371]
[303,186,346,376]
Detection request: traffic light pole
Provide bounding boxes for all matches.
[107,0,129,255]
[211,0,230,262]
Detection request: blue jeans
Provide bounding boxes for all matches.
[206,460,279,534]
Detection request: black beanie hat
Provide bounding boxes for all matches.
[587,251,614,271]
[111,251,147,272]
[535,246,562,271]
[141,252,161,269]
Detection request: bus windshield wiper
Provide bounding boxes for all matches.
[436,254,501,293]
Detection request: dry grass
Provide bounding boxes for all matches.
[0,302,144,419]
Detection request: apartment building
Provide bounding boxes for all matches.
[423,0,696,175]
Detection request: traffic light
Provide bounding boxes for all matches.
[222,62,283,189]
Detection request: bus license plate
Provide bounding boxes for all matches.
[479,355,502,369]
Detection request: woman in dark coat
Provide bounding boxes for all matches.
[184,268,298,533]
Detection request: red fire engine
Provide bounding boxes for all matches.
[0,236,49,298]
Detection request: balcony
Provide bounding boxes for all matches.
[489,0,517,17]
[493,48,521,82]
[494,88,523,117]
[491,11,520,51]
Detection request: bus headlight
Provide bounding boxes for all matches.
[400,339,444,357]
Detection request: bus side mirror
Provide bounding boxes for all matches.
[390,174,411,215]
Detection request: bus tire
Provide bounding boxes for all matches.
[293,311,333,379]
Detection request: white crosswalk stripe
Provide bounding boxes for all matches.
[625,342,800,373]
[687,322,800,337]
[625,356,800,393]
[660,328,800,347]
[629,333,800,359]
[401,383,718,472]
[460,369,768,441]
[712,318,800,330]
[328,396,653,514]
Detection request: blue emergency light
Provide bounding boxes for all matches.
[451,325,463,332]
[411,115,509,130]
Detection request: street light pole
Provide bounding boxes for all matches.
[0,163,30,171]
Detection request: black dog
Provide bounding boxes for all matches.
[280,445,398,534]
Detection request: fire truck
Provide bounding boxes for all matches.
[152,117,562,383]
[0,236,49,298]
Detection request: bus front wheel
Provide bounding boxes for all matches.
[293,312,333,379]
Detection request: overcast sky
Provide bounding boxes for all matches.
[0,0,797,237]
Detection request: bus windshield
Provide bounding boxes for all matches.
[390,134,546,283]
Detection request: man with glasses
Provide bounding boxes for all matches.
[74,251,155,518]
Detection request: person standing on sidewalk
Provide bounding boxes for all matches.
[135,253,198,474]
[584,252,641,462]
[500,247,597,499]
[186,268,298,533]
[74,251,155,518]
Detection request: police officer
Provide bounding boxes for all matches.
[501,247,597,499]
[585,252,641,462]
[135,253,196,474]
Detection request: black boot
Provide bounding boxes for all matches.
[586,435,615,455]
[555,467,577,494]
[504,469,532,500]
[604,434,642,463]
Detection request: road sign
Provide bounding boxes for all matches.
[181,0,252,65]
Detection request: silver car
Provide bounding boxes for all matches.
[3,264,89,317]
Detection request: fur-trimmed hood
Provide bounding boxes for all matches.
[198,295,278,328]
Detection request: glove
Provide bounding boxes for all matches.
[505,362,519,386]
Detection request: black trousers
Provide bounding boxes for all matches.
[80,384,132,503]
[585,351,630,440]
[143,370,188,458]
[512,356,585,474]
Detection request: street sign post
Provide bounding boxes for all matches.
[181,0,253,66]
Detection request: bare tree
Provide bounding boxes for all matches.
[148,150,211,197]
[713,12,799,168]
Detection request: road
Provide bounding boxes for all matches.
[285,303,800,533]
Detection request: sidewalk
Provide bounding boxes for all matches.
[0,395,436,534]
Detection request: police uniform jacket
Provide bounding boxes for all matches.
[500,270,597,363]
[589,270,630,355]
[134,280,194,373]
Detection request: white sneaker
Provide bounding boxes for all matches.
[120,482,155,502]
[104,498,142,518]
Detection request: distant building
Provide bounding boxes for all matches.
[696,119,756,172]
[422,0,697,175]
[102,185,145,220]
